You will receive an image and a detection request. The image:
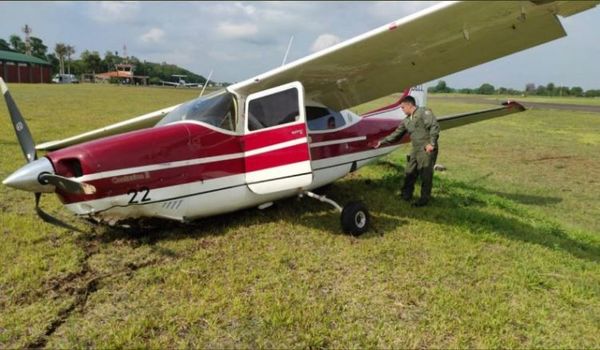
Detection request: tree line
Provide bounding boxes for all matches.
[428,80,600,98]
[1,33,213,85]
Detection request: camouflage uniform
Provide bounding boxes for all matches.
[381,107,440,204]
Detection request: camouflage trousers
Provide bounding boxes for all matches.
[402,148,438,201]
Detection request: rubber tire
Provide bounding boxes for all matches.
[341,201,369,236]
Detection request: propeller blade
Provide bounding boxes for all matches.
[35,193,83,233]
[38,173,96,195]
[1,78,37,163]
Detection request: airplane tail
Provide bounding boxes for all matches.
[361,85,427,119]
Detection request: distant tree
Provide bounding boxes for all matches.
[525,83,536,95]
[458,88,474,94]
[0,38,10,50]
[585,89,600,97]
[556,86,570,96]
[429,80,453,93]
[546,82,555,96]
[535,85,547,96]
[103,50,122,71]
[65,45,75,74]
[149,76,162,85]
[46,53,59,74]
[54,43,67,75]
[570,86,584,97]
[81,50,102,74]
[497,87,508,95]
[71,59,87,76]
[29,37,48,59]
[9,35,25,52]
[478,83,495,95]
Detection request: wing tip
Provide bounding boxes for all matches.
[502,100,527,112]
[0,77,8,95]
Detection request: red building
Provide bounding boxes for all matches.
[0,49,52,83]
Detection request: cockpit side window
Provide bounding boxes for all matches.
[306,106,346,130]
[247,88,299,131]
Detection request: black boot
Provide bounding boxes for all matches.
[412,197,429,207]
[401,192,413,202]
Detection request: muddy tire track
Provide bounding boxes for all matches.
[25,232,165,349]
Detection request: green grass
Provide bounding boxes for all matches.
[433,92,600,106]
[1,84,599,348]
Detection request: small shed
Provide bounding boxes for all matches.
[0,50,52,83]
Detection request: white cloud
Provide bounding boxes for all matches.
[216,22,258,39]
[311,34,341,53]
[140,28,165,43]
[234,2,256,16]
[89,1,140,23]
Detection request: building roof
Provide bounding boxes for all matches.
[96,70,133,79]
[0,50,51,66]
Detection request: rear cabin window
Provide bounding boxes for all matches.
[248,88,299,131]
[306,106,346,130]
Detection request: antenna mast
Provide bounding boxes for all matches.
[123,44,128,64]
[199,70,213,98]
[22,24,32,55]
[281,35,294,66]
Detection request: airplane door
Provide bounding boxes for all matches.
[244,81,313,194]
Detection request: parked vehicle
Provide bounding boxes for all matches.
[51,74,79,84]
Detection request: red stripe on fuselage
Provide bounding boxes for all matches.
[244,123,307,149]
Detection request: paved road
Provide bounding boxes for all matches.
[430,95,600,114]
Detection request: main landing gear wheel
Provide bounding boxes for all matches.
[300,192,370,236]
[341,201,370,236]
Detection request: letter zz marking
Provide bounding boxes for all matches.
[128,187,151,204]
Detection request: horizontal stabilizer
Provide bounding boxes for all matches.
[438,101,526,131]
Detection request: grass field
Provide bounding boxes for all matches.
[436,92,600,106]
[1,84,599,348]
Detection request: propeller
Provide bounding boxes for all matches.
[39,173,96,195]
[1,78,88,231]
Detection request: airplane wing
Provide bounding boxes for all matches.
[228,1,598,111]
[437,101,526,131]
[36,104,181,151]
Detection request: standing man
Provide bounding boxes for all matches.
[373,95,440,207]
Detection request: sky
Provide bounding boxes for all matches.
[1,1,599,90]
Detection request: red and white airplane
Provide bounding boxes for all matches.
[2,1,597,234]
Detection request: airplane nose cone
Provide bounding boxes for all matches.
[3,157,56,193]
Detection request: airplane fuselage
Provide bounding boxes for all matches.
[46,108,404,223]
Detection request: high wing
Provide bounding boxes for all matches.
[36,104,181,151]
[437,101,526,131]
[229,1,598,111]
[36,1,597,151]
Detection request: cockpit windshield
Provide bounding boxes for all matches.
[156,90,236,131]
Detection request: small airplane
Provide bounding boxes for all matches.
[2,1,598,234]
[160,74,201,88]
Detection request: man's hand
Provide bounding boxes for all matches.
[371,140,382,149]
[425,144,434,153]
